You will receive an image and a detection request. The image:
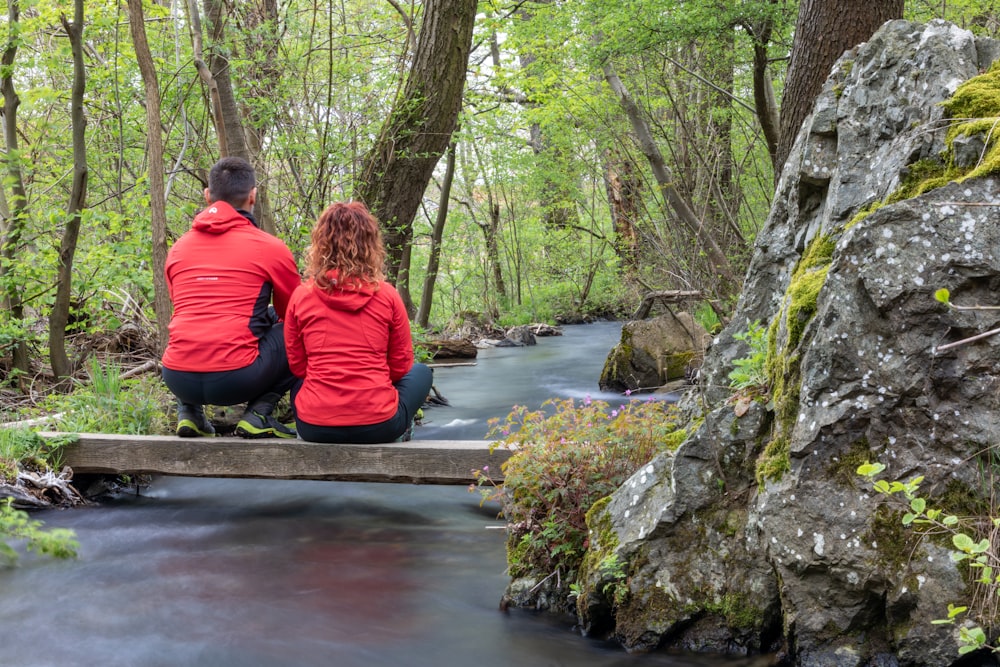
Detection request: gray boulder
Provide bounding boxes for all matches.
[599,313,711,393]
[577,20,1000,665]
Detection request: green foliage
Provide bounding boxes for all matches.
[473,396,685,579]
[0,499,78,567]
[858,461,1000,656]
[44,357,171,435]
[693,302,722,334]
[728,320,768,393]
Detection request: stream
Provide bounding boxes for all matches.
[0,322,759,667]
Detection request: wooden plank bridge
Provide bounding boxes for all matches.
[44,432,510,485]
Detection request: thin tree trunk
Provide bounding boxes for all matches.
[203,0,248,162]
[186,0,227,156]
[746,15,780,172]
[602,60,737,291]
[0,0,30,385]
[128,0,172,355]
[416,141,457,329]
[49,0,88,381]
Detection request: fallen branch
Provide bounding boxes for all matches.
[933,326,1000,354]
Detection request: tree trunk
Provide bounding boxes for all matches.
[746,14,780,172]
[0,0,31,386]
[203,0,249,162]
[49,0,88,381]
[354,0,476,288]
[190,0,276,234]
[776,0,903,173]
[416,141,457,329]
[186,0,227,156]
[128,0,171,356]
[603,147,640,273]
[602,60,738,292]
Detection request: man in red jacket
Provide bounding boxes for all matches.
[161,157,302,438]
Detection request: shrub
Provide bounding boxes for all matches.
[728,320,769,394]
[0,499,78,566]
[475,396,687,580]
[0,428,79,567]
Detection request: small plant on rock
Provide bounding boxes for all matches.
[858,461,1000,656]
[473,396,686,584]
[728,320,769,394]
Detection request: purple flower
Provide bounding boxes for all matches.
[625,389,632,396]
[483,465,489,472]
[611,409,619,418]
[584,394,592,405]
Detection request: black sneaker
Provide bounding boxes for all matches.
[235,409,297,439]
[177,404,215,438]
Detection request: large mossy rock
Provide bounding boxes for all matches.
[575,20,1000,666]
[599,313,710,393]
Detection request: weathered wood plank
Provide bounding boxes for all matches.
[43,432,509,485]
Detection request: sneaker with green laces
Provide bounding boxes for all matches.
[235,409,297,439]
[176,403,215,438]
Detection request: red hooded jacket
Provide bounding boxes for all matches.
[284,272,414,426]
[162,201,301,372]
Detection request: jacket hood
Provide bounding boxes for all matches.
[192,201,255,234]
[312,270,378,312]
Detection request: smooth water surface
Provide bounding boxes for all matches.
[0,323,751,667]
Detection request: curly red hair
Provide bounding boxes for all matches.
[306,201,386,289]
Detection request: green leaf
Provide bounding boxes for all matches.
[910,497,926,514]
[902,513,916,526]
[954,533,976,551]
[935,288,951,304]
[943,515,959,526]
[873,480,891,494]
[857,462,885,477]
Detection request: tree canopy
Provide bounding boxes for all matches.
[0,0,994,393]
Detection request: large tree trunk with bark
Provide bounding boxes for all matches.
[354,0,477,313]
[49,0,88,381]
[128,0,171,355]
[775,0,903,172]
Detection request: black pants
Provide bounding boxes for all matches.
[295,363,433,444]
[161,324,299,407]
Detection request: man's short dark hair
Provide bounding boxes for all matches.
[208,157,256,207]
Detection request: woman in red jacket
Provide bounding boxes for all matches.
[284,201,432,443]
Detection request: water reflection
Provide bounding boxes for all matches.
[0,323,747,667]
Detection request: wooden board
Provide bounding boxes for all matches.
[43,432,510,485]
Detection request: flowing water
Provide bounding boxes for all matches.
[0,322,756,667]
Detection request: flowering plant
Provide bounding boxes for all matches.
[473,396,686,580]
